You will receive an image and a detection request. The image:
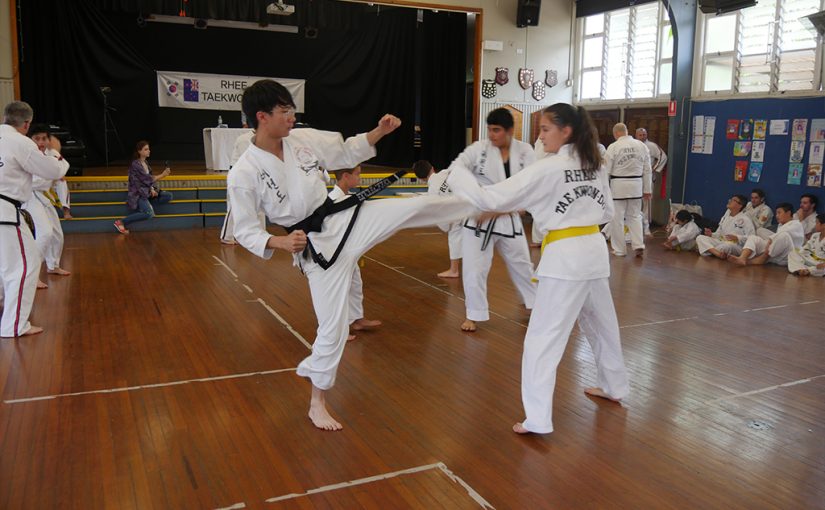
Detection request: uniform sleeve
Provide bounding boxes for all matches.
[228,172,274,260]
[603,145,615,175]
[301,130,376,171]
[447,142,481,175]
[652,145,667,173]
[598,166,615,224]
[447,163,539,213]
[20,141,67,180]
[641,144,653,194]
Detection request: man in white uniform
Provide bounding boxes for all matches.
[0,102,68,338]
[220,129,257,244]
[695,195,755,259]
[412,160,463,278]
[635,128,666,236]
[745,188,773,236]
[24,124,71,279]
[447,108,536,332]
[795,194,819,239]
[789,213,825,276]
[229,80,475,431]
[729,202,805,266]
[605,123,652,257]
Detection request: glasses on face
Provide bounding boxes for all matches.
[270,107,296,117]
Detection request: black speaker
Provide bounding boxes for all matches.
[517,0,540,27]
[698,0,756,14]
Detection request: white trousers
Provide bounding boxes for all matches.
[296,195,475,390]
[54,180,70,209]
[642,195,651,236]
[521,277,629,433]
[461,225,536,322]
[447,222,463,260]
[788,249,825,276]
[743,233,795,265]
[610,199,644,254]
[696,235,743,256]
[24,193,64,271]
[0,223,40,337]
[348,266,364,323]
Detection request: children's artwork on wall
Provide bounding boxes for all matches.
[807,164,823,187]
[753,120,767,140]
[738,119,753,140]
[733,141,752,157]
[788,163,803,185]
[792,119,808,141]
[751,141,765,162]
[734,160,748,182]
[790,141,805,163]
[769,119,789,135]
[726,119,740,140]
[810,119,825,142]
[748,162,763,182]
[810,142,824,165]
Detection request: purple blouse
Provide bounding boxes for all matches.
[126,159,155,209]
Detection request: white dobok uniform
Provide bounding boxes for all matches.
[221,130,259,243]
[640,139,666,235]
[696,211,755,256]
[667,220,701,251]
[328,185,369,324]
[530,140,551,244]
[0,124,67,337]
[795,211,817,237]
[228,128,475,390]
[604,136,652,255]
[426,169,463,260]
[53,179,70,211]
[448,144,628,434]
[788,233,825,276]
[742,219,805,265]
[23,150,69,271]
[447,138,537,322]
[745,202,773,233]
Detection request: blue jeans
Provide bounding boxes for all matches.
[122,192,173,226]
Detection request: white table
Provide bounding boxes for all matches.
[203,128,253,171]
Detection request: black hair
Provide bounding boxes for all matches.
[751,188,765,199]
[816,213,825,224]
[801,193,819,208]
[675,209,692,222]
[543,103,602,173]
[412,160,434,180]
[775,202,794,215]
[27,123,50,137]
[732,194,748,209]
[241,80,296,130]
[486,108,514,130]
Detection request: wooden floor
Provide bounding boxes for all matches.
[1,226,823,509]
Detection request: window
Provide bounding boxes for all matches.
[700,0,823,95]
[576,2,674,102]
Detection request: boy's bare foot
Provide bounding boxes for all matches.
[63,210,73,220]
[584,387,622,402]
[635,248,644,258]
[351,318,381,331]
[309,386,342,431]
[728,255,747,266]
[220,239,237,245]
[347,334,356,342]
[47,267,71,276]
[37,280,48,289]
[460,319,476,332]
[795,269,811,277]
[437,270,460,278]
[513,422,531,434]
[22,326,44,337]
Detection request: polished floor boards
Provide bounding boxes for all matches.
[0,227,822,509]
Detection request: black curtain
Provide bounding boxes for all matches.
[418,10,467,170]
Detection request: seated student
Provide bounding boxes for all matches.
[412,160,463,278]
[663,209,701,251]
[788,213,825,277]
[329,166,382,338]
[744,188,773,236]
[729,202,805,266]
[795,193,819,239]
[695,194,755,259]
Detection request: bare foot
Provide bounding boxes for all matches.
[220,239,237,245]
[437,270,460,278]
[795,269,811,277]
[22,325,44,336]
[347,334,356,342]
[351,318,381,331]
[584,387,622,402]
[513,422,531,434]
[37,280,48,289]
[635,248,644,258]
[728,255,747,266]
[47,267,71,276]
[63,210,73,220]
[308,404,343,431]
[460,319,476,332]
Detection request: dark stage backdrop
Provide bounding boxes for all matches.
[17,0,467,169]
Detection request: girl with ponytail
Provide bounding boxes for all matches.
[447,103,629,435]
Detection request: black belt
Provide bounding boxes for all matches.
[0,193,35,237]
[285,168,407,269]
[609,175,643,179]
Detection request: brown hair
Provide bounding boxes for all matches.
[543,103,602,174]
[132,140,149,160]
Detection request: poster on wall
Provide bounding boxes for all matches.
[810,142,825,164]
[788,163,803,185]
[769,119,789,135]
[734,160,748,182]
[751,141,765,162]
[753,120,767,140]
[738,119,753,140]
[726,119,740,140]
[792,119,808,141]
[748,162,763,183]
[691,115,715,154]
[810,119,825,142]
[733,141,752,157]
[808,164,823,187]
[790,141,805,163]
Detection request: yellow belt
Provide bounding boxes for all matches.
[541,225,600,253]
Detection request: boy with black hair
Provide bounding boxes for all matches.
[412,160,462,278]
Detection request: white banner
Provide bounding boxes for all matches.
[157,70,305,112]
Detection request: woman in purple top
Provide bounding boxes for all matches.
[114,140,172,233]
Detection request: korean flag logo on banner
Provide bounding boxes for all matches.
[183,79,199,102]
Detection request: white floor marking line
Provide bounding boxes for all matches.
[242,284,253,293]
[620,316,698,329]
[702,374,825,406]
[256,298,312,350]
[264,462,494,508]
[214,503,246,510]
[743,304,788,313]
[4,368,297,404]
[800,300,820,305]
[212,255,239,278]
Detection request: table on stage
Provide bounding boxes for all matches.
[202,127,253,171]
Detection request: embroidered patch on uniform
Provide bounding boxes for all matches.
[294,147,320,174]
